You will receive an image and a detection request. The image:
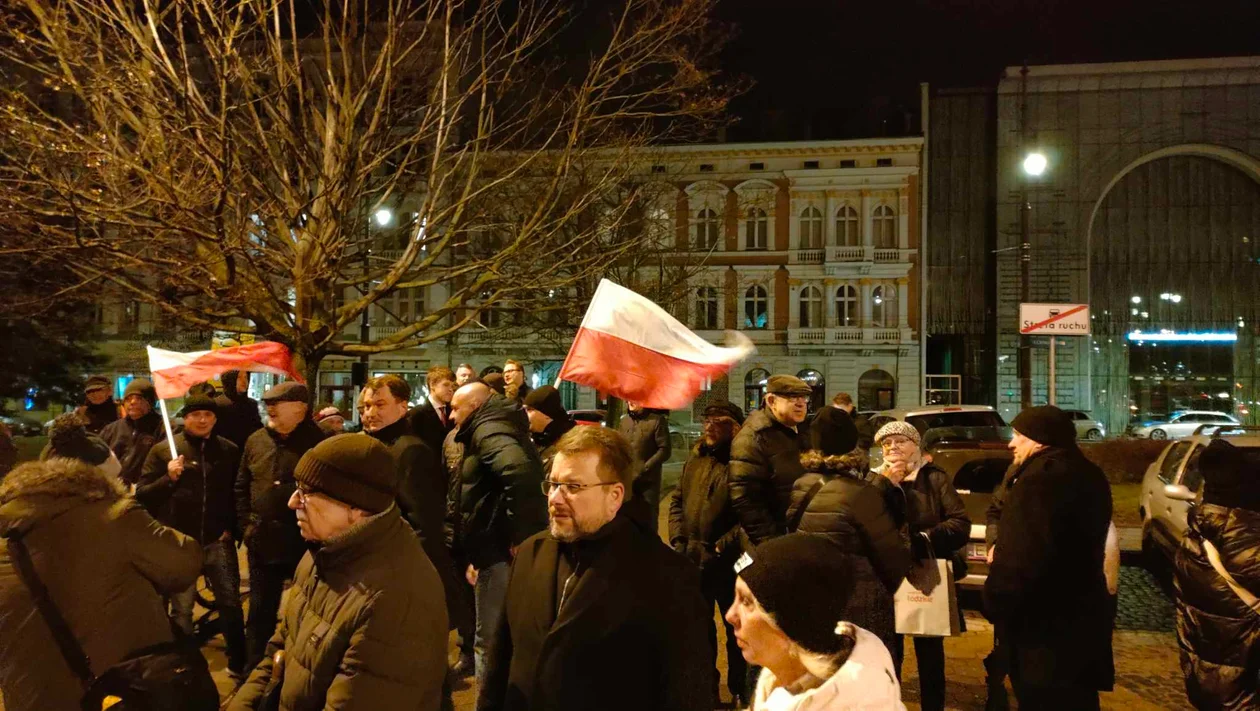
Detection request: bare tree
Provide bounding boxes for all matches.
[0,0,731,385]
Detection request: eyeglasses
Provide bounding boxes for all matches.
[880,437,914,450]
[294,485,324,505]
[772,394,809,404]
[541,479,618,497]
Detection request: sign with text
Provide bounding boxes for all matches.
[1019,303,1090,336]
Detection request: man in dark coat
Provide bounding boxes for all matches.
[728,374,812,546]
[136,394,246,676]
[214,369,264,450]
[235,381,327,668]
[983,405,1113,711]
[450,382,548,690]
[410,365,457,454]
[478,425,712,711]
[99,378,167,486]
[502,359,532,402]
[76,375,119,435]
[667,400,747,706]
[522,385,576,466]
[617,402,671,534]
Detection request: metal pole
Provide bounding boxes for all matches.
[356,221,371,425]
[1018,63,1032,412]
[1048,336,1056,406]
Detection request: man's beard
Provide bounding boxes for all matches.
[549,510,607,542]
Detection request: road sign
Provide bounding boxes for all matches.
[1019,303,1090,336]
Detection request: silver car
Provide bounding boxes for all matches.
[1131,410,1240,440]
[1063,410,1106,441]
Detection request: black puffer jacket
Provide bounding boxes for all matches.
[788,451,911,657]
[136,432,239,544]
[457,394,548,569]
[869,461,970,561]
[100,411,167,486]
[729,408,808,545]
[214,373,264,451]
[76,399,120,435]
[1175,503,1260,710]
[235,420,327,565]
[617,409,671,496]
[667,442,743,570]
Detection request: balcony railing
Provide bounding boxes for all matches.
[873,249,902,262]
[787,328,826,344]
[828,246,868,262]
[824,246,915,263]
[791,249,824,265]
[785,327,909,346]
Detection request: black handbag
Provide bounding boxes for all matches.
[4,531,220,711]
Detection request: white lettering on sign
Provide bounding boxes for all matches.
[1019,303,1090,336]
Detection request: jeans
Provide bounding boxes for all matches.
[473,561,512,691]
[700,564,745,701]
[894,635,946,711]
[245,552,300,670]
[170,539,246,673]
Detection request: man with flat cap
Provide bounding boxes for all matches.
[728,375,812,546]
[76,375,119,435]
[984,405,1113,711]
[100,377,167,486]
[229,435,448,710]
[235,380,328,669]
[137,392,247,677]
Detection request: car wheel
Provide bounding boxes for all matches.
[1085,428,1102,441]
[1150,428,1167,440]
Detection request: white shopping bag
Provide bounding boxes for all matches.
[894,558,960,637]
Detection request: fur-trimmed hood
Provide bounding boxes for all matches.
[799,448,869,477]
[0,458,127,537]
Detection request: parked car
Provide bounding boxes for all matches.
[1063,410,1106,440]
[1138,424,1260,566]
[867,405,1009,467]
[567,409,607,426]
[1130,410,1239,440]
[0,415,44,437]
[660,423,702,495]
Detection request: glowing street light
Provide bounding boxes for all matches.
[373,208,393,227]
[1022,152,1048,177]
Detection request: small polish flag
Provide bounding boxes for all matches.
[557,279,754,410]
[146,342,304,400]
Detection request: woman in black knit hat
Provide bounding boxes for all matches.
[726,533,906,710]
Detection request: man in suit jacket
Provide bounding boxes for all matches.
[477,425,712,711]
[410,365,457,454]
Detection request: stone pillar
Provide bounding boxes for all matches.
[675,191,690,250]
[724,267,739,329]
[858,278,873,328]
[897,278,909,328]
[774,267,790,331]
[860,191,873,247]
[899,187,911,250]
[824,191,837,246]
[724,190,739,252]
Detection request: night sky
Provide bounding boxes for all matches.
[716,0,1260,140]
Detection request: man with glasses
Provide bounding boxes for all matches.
[478,425,712,711]
[668,400,748,707]
[729,375,813,546]
[502,359,532,402]
[230,434,448,711]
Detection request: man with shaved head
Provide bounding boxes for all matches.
[451,381,548,689]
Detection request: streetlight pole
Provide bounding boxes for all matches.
[1019,64,1032,412]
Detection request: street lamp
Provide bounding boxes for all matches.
[1018,151,1048,409]
[373,207,393,227]
[1022,152,1048,177]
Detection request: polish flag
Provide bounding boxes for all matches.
[557,280,754,410]
[146,342,304,400]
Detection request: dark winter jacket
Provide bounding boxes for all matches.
[478,514,713,711]
[789,451,911,656]
[77,399,120,435]
[409,398,453,460]
[870,461,970,561]
[984,461,1018,549]
[457,394,549,568]
[214,377,264,450]
[729,408,809,545]
[617,409,671,496]
[228,506,448,711]
[667,441,743,570]
[236,420,327,565]
[0,459,202,711]
[532,416,577,470]
[983,445,1114,691]
[137,431,240,544]
[1174,503,1260,710]
[443,427,464,551]
[100,410,167,486]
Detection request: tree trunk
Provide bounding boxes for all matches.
[293,349,323,407]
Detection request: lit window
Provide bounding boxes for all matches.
[744,285,768,329]
[836,285,857,326]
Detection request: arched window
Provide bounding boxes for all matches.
[745,368,770,413]
[836,285,858,326]
[835,205,859,246]
[694,287,718,330]
[798,286,822,328]
[745,207,768,250]
[744,285,768,329]
[695,208,721,250]
[799,207,823,249]
[858,369,896,411]
[873,204,897,249]
[870,285,886,327]
[797,368,826,413]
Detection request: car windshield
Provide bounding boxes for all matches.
[906,411,1007,434]
[921,425,1013,448]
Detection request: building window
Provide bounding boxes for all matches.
[797,368,826,413]
[873,204,897,249]
[479,304,500,328]
[695,208,721,250]
[870,284,897,327]
[799,207,823,249]
[745,368,769,413]
[858,369,896,410]
[836,205,859,246]
[836,285,858,326]
[744,285,768,329]
[694,287,718,330]
[798,286,822,328]
[745,207,768,250]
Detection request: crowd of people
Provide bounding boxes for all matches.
[0,362,1256,710]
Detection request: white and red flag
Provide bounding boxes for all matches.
[557,279,754,410]
[146,342,303,400]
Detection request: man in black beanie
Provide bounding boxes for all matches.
[229,434,448,711]
[983,405,1113,711]
[668,400,748,706]
[214,370,264,451]
[522,385,576,464]
[99,378,167,486]
[76,375,120,435]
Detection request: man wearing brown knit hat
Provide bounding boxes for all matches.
[229,434,448,711]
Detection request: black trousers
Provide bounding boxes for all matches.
[893,635,946,711]
[245,554,299,669]
[699,563,746,700]
[1013,681,1100,711]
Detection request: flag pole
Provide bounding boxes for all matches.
[156,398,178,459]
